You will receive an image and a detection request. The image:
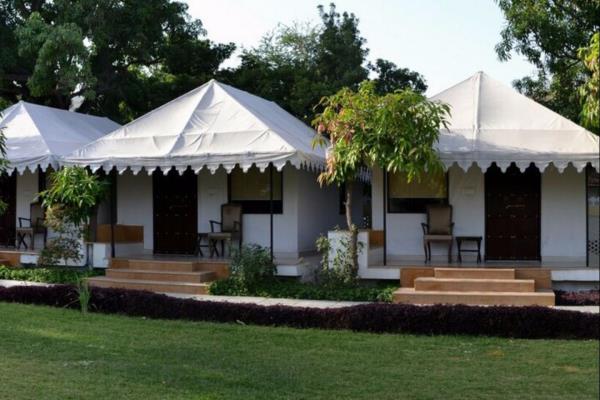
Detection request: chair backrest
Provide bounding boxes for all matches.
[221,203,242,232]
[30,203,44,226]
[426,204,452,235]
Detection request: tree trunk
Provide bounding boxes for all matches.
[345,180,359,279]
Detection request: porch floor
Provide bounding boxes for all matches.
[370,258,594,270]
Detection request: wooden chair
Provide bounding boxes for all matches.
[16,203,47,250]
[421,204,454,263]
[208,204,242,257]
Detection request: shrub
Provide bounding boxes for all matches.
[0,285,597,340]
[555,290,599,306]
[210,278,395,302]
[0,265,102,284]
[225,244,276,293]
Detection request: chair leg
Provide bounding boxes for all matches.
[31,234,34,251]
[427,242,432,262]
[447,241,452,263]
[423,240,428,263]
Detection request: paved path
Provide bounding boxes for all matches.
[0,279,50,288]
[166,293,367,309]
[1,279,598,313]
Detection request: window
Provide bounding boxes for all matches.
[229,166,283,214]
[387,171,447,213]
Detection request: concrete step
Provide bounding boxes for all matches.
[110,258,229,277]
[106,268,215,283]
[393,287,555,306]
[88,276,210,295]
[434,268,515,280]
[415,277,535,293]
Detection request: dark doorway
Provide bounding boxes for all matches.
[153,168,197,254]
[0,172,16,247]
[485,163,541,260]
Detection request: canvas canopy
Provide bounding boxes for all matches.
[431,71,599,172]
[62,80,325,174]
[0,101,120,173]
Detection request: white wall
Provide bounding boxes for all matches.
[241,166,299,258]
[372,163,588,262]
[15,170,43,248]
[541,165,586,261]
[296,168,346,254]
[16,170,38,224]
[448,165,485,253]
[198,169,228,233]
[116,171,153,250]
[115,166,303,258]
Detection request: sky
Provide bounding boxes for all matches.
[186,0,536,95]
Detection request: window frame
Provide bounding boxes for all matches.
[386,171,449,214]
[227,166,284,215]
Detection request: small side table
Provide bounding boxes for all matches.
[456,236,482,263]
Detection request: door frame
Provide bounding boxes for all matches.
[152,168,198,255]
[0,171,17,247]
[484,163,542,261]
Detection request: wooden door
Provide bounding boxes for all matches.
[485,163,541,260]
[0,172,16,246]
[153,169,197,254]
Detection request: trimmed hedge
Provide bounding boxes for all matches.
[0,284,598,340]
[555,290,599,306]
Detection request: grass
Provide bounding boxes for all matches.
[0,302,598,400]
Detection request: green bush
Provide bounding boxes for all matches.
[228,244,276,291]
[0,265,102,284]
[210,278,395,302]
[209,243,395,302]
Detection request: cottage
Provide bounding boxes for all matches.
[62,80,356,274]
[359,72,599,284]
[0,101,120,261]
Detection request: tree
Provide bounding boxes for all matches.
[495,0,600,131]
[313,81,450,276]
[369,58,427,95]
[0,0,234,122]
[225,3,426,123]
[225,3,369,122]
[0,113,8,215]
[578,32,599,132]
[38,167,108,266]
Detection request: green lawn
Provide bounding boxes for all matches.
[0,303,597,400]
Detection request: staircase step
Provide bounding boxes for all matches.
[88,276,209,295]
[434,268,515,280]
[393,288,555,306]
[106,269,215,283]
[123,259,197,272]
[415,277,535,292]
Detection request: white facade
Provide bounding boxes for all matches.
[370,164,588,264]
[114,165,345,260]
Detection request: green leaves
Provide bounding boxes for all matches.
[39,166,108,228]
[579,32,599,132]
[16,12,96,100]
[312,80,450,186]
[495,0,600,132]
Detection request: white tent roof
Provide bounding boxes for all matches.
[0,101,120,173]
[62,80,325,174]
[431,71,599,172]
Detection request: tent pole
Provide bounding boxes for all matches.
[383,170,387,266]
[269,164,274,261]
[109,169,117,259]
